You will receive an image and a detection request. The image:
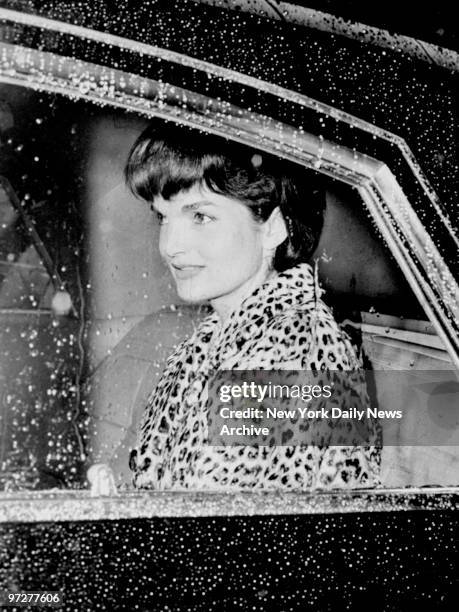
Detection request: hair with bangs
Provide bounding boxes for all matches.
[124,122,325,272]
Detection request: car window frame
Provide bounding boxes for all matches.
[0,8,458,518]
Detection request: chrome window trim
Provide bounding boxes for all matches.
[0,488,459,523]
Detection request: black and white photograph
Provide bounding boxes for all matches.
[0,1,458,610]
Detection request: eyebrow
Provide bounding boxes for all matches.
[182,200,216,212]
[152,200,216,213]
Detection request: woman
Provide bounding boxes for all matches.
[126,122,380,490]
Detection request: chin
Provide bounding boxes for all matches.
[178,294,207,304]
[176,287,209,304]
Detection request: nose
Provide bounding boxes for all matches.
[159,218,189,261]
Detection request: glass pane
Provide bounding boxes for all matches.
[0,82,457,496]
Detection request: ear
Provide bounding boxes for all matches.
[262,207,288,251]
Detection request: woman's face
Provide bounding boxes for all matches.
[153,183,271,315]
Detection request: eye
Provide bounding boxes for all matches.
[193,211,213,225]
[155,211,167,225]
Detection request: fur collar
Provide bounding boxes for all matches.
[177,262,321,366]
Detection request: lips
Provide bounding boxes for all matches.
[171,263,205,280]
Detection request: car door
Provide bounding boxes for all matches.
[0,1,458,610]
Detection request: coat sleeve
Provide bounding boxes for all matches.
[304,302,381,489]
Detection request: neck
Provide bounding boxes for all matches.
[210,264,277,325]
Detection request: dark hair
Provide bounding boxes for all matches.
[124,122,325,272]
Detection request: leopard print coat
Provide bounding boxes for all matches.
[129,263,381,490]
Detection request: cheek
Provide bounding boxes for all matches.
[233,224,264,259]
[208,224,263,266]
